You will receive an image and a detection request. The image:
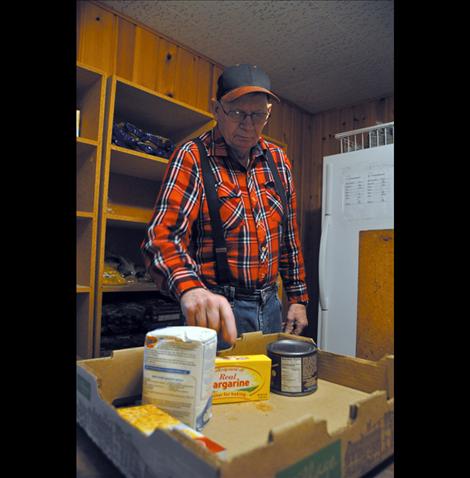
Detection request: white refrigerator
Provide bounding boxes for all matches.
[317,134,394,356]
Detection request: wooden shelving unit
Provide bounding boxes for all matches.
[76,68,288,358]
[93,75,216,356]
[76,62,107,358]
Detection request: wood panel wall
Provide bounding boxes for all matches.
[77,0,394,341]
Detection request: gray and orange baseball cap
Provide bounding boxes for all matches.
[216,64,280,103]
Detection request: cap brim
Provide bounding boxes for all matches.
[221,86,280,103]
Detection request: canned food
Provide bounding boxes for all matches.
[267,339,318,396]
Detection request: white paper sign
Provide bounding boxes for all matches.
[342,163,393,221]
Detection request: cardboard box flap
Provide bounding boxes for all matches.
[218,331,314,356]
[77,347,144,404]
[217,413,338,478]
[318,350,393,398]
[342,390,394,477]
[146,428,221,475]
[384,354,394,399]
[348,390,389,424]
[268,414,330,447]
[165,427,225,467]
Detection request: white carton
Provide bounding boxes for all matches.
[143,326,217,431]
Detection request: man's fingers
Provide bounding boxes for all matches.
[284,304,308,335]
[184,305,196,326]
[182,299,207,328]
[206,299,221,333]
[194,303,208,328]
[219,300,238,345]
[284,319,294,334]
[293,320,306,335]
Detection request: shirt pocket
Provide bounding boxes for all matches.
[215,182,244,232]
[264,180,285,224]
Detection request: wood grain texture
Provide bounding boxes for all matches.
[174,47,198,105]
[156,37,178,99]
[195,56,212,112]
[115,16,135,80]
[132,26,160,90]
[77,1,117,74]
[356,230,394,361]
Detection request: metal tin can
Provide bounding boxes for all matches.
[267,339,318,396]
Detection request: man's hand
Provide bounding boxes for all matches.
[283,303,308,335]
[180,288,238,345]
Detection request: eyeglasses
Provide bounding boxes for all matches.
[218,102,271,125]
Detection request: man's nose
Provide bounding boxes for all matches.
[240,114,256,128]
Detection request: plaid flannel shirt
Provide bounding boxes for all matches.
[142,126,309,305]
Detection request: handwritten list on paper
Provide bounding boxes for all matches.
[342,164,393,220]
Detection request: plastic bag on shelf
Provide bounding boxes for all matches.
[112,123,140,149]
[103,263,127,285]
[105,253,136,277]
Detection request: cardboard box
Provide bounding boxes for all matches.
[77,332,394,478]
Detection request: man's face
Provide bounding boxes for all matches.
[213,93,271,157]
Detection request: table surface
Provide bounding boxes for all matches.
[76,424,394,478]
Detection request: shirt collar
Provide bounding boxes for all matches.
[204,126,268,161]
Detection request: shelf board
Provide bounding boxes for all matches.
[102,283,156,293]
[77,138,98,161]
[77,285,90,293]
[77,211,94,219]
[106,215,150,230]
[110,145,168,180]
[106,203,152,226]
[77,136,98,147]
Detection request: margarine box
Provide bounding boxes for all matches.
[117,403,226,459]
[213,354,271,404]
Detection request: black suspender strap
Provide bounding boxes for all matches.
[193,138,232,285]
[264,148,288,235]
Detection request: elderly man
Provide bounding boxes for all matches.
[142,64,309,348]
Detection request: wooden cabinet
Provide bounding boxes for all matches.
[76,62,107,358]
[93,75,216,356]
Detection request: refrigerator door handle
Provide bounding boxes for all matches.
[319,214,331,310]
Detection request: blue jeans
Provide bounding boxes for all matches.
[209,284,283,350]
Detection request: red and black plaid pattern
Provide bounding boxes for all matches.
[142,127,309,305]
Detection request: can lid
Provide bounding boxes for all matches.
[267,339,316,356]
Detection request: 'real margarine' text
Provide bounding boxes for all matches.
[214,372,250,390]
